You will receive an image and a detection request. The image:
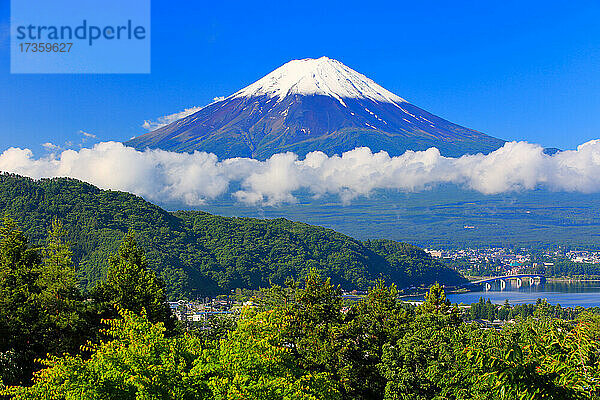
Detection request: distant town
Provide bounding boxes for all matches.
[425,247,600,277]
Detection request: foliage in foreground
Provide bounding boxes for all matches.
[3,276,600,400]
[3,306,340,400]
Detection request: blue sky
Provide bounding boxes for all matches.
[1,0,600,153]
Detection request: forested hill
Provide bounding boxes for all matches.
[0,173,466,298]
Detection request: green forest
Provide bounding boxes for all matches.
[0,219,598,399]
[2,173,599,399]
[0,173,465,299]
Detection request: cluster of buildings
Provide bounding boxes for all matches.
[425,247,530,265]
[425,246,600,277]
[426,247,600,266]
[168,298,238,327]
[565,250,600,264]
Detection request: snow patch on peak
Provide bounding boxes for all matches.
[232,57,406,106]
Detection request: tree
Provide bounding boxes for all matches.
[0,218,89,385]
[381,284,478,400]
[37,218,89,355]
[463,318,590,400]
[0,217,43,385]
[337,280,409,399]
[420,283,451,314]
[498,299,510,321]
[255,278,298,312]
[197,307,341,400]
[4,307,341,400]
[3,308,209,399]
[381,312,485,400]
[92,231,176,331]
[282,270,343,374]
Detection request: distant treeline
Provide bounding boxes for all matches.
[0,173,466,299]
[466,297,600,321]
[525,259,600,278]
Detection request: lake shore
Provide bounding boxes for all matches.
[547,277,600,282]
[465,275,600,283]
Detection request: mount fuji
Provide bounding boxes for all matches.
[126,57,505,159]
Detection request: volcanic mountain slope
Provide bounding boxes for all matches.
[126,57,505,159]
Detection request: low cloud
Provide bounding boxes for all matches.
[142,106,204,131]
[1,140,600,206]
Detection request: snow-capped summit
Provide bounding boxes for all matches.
[232,57,406,106]
[126,57,505,159]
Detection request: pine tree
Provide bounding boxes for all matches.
[0,217,43,384]
[338,280,408,399]
[421,282,451,313]
[37,218,88,355]
[283,270,343,373]
[92,231,176,331]
[0,217,91,385]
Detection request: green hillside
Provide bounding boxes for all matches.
[0,173,466,298]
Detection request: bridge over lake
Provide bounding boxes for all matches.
[464,274,545,290]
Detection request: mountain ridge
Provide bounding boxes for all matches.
[0,173,467,298]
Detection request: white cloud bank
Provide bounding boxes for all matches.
[1,140,600,206]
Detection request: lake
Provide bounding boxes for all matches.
[446,281,600,308]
